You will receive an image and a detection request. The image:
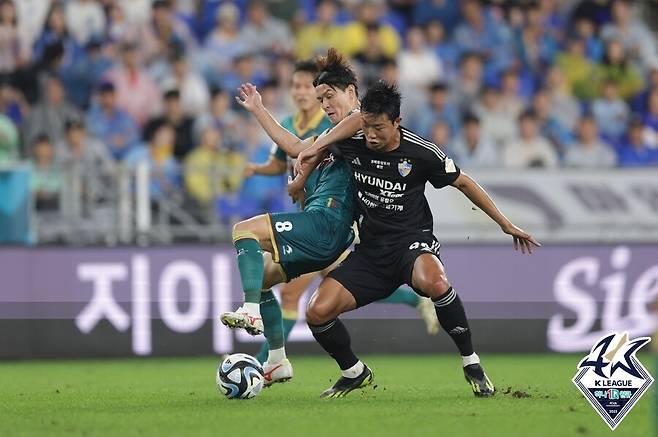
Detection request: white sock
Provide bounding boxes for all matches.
[341,360,364,378]
[462,353,480,367]
[243,302,260,317]
[267,347,287,364]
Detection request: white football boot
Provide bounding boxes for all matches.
[219,307,264,335]
[263,359,294,387]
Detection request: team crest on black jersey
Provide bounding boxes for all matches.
[398,159,412,177]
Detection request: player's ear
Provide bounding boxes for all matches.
[393,117,401,128]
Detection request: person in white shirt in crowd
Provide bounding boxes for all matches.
[450,52,483,115]
[472,85,517,149]
[564,115,617,168]
[161,50,209,116]
[449,112,499,168]
[64,0,105,45]
[544,66,581,132]
[503,109,559,168]
[601,0,656,69]
[397,25,443,91]
[498,68,525,120]
[238,0,294,59]
[591,79,630,142]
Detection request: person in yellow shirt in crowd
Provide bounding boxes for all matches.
[295,0,345,60]
[340,0,400,58]
[184,126,244,208]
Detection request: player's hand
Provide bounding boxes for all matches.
[294,147,317,176]
[501,222,541,254]
[243,163,257,178]
[235,83,263,113]
[287,175,305,204]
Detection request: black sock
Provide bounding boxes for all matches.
[308,318,359,371]
[433,287,474,357]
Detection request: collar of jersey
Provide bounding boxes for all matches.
[293,107,326,137]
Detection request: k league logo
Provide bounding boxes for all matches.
[572,332,653,430]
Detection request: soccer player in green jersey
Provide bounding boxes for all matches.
[241,61,439,367]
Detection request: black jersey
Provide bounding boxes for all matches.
[332,126,461,244]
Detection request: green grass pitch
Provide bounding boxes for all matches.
[0,354,653,437]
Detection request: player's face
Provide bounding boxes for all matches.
[315,84,353,124]
[361,112,401,152]
[290,71,318,113]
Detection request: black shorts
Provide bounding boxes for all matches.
[327,231,442,307]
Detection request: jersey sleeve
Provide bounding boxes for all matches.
[270,143,288,162]
[426,149,461,189]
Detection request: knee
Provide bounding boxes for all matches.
[306,298,337,325]
[232,220,250,237]
[415,274,451,300]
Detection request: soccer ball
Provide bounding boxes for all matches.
[216,353,265,399]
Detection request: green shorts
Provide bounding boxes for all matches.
[266,210,355,281]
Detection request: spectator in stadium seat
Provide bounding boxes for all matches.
[564,116,617,168]
[61,37,114,110]
[544,66,581,132]
[29,134,62,211]
[532,89,575,157]
[0,81,27,126]
[125,124,180,199]
[555,37,597,100]
[0,112,18,164]
[397,25,443,91]
[64,0,105,45]
[203,2,247,75]
[449,112,499,168]
[32,3,82,70]
[472,85,516,149]
[425,20,460,81]
[430,120,452,153]
[104,42,162,126]
[498,69,526,120]
[86,81,140,161]
[22,75,81,146]
[295,0,344,60]
[592,39,645,100]
[503,110,558,169]
[601,0,656,69]
[453,0,514,78]
[193,87,242,150]
[143,89,195,161]
[0,0,29,75]
[412,0,462,34]
[514,2,558,79]
[353,23,393,91]
[341,0,401,59]
[573,17,604,62]
[161,51,210,116]
[630,62,658,113]
[592,80,630,143]
[617,118,658,167]
[450,52,483,115]
[412,82,459,139]
[56,119,115,200]
[144,0,196,61]
[238,0,294,59]
[184,126,245,208]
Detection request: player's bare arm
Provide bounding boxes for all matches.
[243,155,287,178]
[294,110,361,175]
[450,172,541,254]
[235,83,313,158]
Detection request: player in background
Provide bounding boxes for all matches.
[290,80,540,398]
[244,62,439,365]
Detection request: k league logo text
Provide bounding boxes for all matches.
[572,332,653,430]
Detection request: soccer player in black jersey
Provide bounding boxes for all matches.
[294,81,540,398]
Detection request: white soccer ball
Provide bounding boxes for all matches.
[216,353,265,399]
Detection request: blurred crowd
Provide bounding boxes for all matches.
[0,0,658,219]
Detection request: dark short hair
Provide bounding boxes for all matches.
[164,89,180,100]
[519,109,537,122]
[293,60,318,76]
[462,112,480,125]
[33,133,51,145]
[430,82,447,93]
[98,81,115,93]
[360,80,401,122]
[210,86,226,98]
[65,119,85,131]
[314,48,358,96]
